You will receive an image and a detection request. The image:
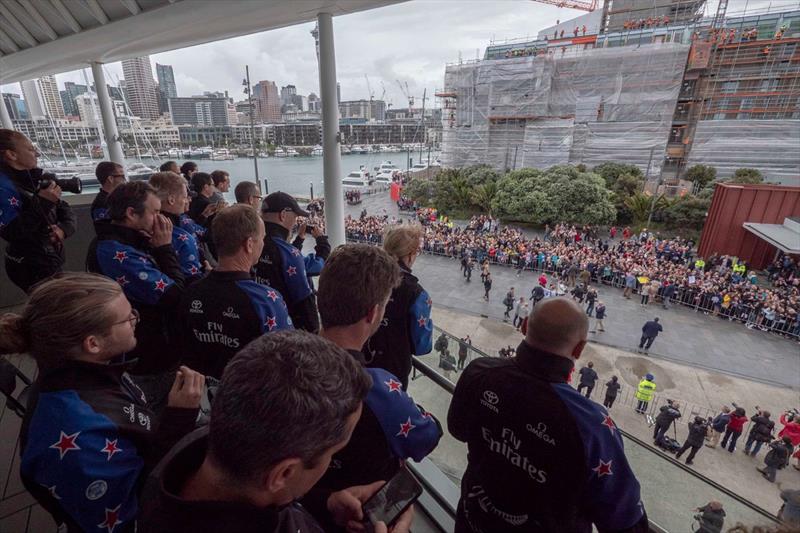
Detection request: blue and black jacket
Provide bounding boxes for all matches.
[90,189,110,231]
[87,222,186,375]
[178,270,293,378]
[363,262,432,389]
[19,360,198,533]
[254,222,330,333]
[448,341,648,533]
[163,211,204,283]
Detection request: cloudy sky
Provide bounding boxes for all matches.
[1,0,790,108]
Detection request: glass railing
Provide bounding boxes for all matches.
[407,329,782,532]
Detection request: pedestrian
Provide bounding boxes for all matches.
[721,406,748,452]
[591,301,607,333]
[623,272,636,299]
[759,437,793,482]
[635,373,656,414]
[434,331,449,360]
[457,336,471,370]
[480,260,490,283]
[460,254,469,276]
[585,286,597,316]
[438,346,456,380]
[576,361,598,398]
[638,317,663,353]
[693,501,725,533]
[465,256,473,282]
[513,297,528,328]
[571,282,585,303]
[603,376,620,408]
[640,281,650,307]
[778,486,800,527]
[653,400,681,445]
[483,273,492,301]
[744,409,775,457]
[503,287,515,319]
[706,406,732,448]
[538,272,547,287]
[677,416,709,465]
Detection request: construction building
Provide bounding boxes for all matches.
[438,1,800,184]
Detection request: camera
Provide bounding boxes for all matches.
[36,174,82,195]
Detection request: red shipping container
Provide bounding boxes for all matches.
[698,183,800,269]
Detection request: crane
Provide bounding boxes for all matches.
[529,0,597,12]
[396,79,414,109]
[364,74,374,102]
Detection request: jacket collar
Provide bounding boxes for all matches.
[0,163,44,192]
[163,211,182,226]
[513,340,574,383]
[347,348,367,366]
[37,358,132,392]
[95,221,150,249]
[264,221,290,241]
[209,270,252,282]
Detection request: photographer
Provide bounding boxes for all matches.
[0,129,76,292]
[778,410,800,470]
[693,501,725,533]
[653,400,681,446]
[676,416,709,465]
[744,408,775,457]
[0,273,201,532]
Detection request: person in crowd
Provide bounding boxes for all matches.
[721,406,748,452]
[706,406,732,448]
[693,501,725,533]
[255,192,329,332]
[585,285,597,316]
[635,373,656,414]
[638,317,663,353]
[590,300,607,333]
[531,283,545,306]
[677,416,709,465]
[503,287,515,319]
[234,180,262,208]
[778,486,800,526]
[0,129,76,292]
[188,172,223,260]
[744,409,775,457]
[178,205,292,378]
[483,272,493,301]
[576,361,598,398]
[140,330,413,533]
[513,296,528,329]
[209,170,230,204]
[363,224,432,389]
[179,161,197,185]
[159,161,179,174]
[310,244,441,519]
[1,273,202,533]
[464,255,473,282]
[778,411,800,469]
[91,161,126,230]
[434,331,449,360]
[653,400,682,445]
[457,335,472,370]
[87,181,185,378]
[623,272,636,299]
[149,172,204,282]
[448,298,648,532]
[604,375,621,408]
[759,436,793,482]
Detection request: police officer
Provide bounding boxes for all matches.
[256,191,330,333]
[635,373,657,414]
[449,298,648,532]
[0,129,76,292]
[91,161,126,231]
[178,205,292,378]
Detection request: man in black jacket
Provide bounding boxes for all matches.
[256,192,330,333]
[677,417,709,465]
[744,409,775,457]
[638,317,663,353]
[604,376,621,408]
[449,298,647,532]
[759,437,793,482]
[653,401,682,446]
[90,161,126,231]
[577,361,598,398]
[0,130,76,292]
[87,182,185,379]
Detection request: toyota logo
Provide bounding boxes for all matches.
[483,390,499,405]
[191,300,202,310]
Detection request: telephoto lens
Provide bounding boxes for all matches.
[38,175,83,194]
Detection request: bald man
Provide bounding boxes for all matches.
[448,298,648,533]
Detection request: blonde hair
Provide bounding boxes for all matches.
[149,171,186,200]
[0,273,123,368]
[383,224,423,262]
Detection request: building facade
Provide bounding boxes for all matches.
[253,80,281,123]
[339,99,386,121]
[60,82,88,118]
[21,76,64,120]
[156,63,177,114]
[122,56,160,120]
[2,93,27,121]
[168,94,230,126]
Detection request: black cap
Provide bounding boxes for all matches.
[261,191,309,217]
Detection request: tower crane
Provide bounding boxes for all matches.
[396,80,414,109]
[529,0,597,12]
[364,74,374,102]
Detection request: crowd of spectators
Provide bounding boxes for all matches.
[345,207,800,339]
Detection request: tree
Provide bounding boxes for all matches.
[685,165,717,188]
[624,192,668,224]
[729,168,763,184]
[592,162,644,189]
[662,195,711,229]
[471,182,498,215]
[403,177,435,206]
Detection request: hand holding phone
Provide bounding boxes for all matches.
[360,466,421,533]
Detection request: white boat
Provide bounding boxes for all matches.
[285,147,299,157]
[374,169,399,184]
[312,145,324,156]
[340,146,351,155]
[211,148,235,160]
[127,163,156,181]
[410,163,428,172]
[363,145,373,154]
[274,147,288,157]
[341,166,373,188]
[375,160,399,173]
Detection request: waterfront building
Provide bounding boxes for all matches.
[74,93,101,127]
[156,63,177,114]
[2,93,27,121]
[168,94,230,126]
[339,99,386,121]
[60,82,88,118]
[21,76,64,119]
[122,56,160,120]
[253,80,281,123]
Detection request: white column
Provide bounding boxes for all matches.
[317,12,345,247]
[91,62,125,164]
[0,88,13,130]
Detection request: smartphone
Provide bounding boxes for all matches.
[362,465,422,532]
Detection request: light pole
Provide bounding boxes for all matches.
[243,66,262,193]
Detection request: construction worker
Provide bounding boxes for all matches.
[635,373,656,415]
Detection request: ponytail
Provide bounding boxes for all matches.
[0,313,30,354]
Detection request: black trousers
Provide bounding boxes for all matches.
[577,383,594,398]
[603,395,616,408]
[639,335,655,349]
[676,442,700,463]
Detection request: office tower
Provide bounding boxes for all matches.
[253,80,281,123]
[122,56,160,120]
[2,93,26,120]
[74,93,101,127]
[168,94,230,126]
[60,82,88,118]
[21,76,65,119]
[156,63,177,114]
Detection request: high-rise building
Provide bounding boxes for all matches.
[336,82,341,104]
[122,56,160,120]
[156,63,177,114]
[21,76,65,119]
[74,93,101,127]
[308,93,320,112]
[339,99,386,121]
[168,94,230,126]
[253,80,281,123]
[2,93,26,120]
[60,82,88,118]
[280,85,297,108]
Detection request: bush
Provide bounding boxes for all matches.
[662,195,711,229]
[729,168,763,184]
[685,165,717,188]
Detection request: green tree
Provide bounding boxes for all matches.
[624,192,668,224]
[662,195,711,229]
[403,177,435,206]
[729,168,763,184]
[685,165,717,188]
[592,162,644,189]
[471,182,498,215]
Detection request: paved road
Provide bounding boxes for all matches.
[340,192,800,389]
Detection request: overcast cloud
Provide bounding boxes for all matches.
[1,0,791,107]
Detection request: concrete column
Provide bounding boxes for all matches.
[317,12,345,247]
[0,88,13,130]
[91,62,125,164]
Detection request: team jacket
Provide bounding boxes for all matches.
[163,211,204,283]
[448,341,647,533]
[90,189,110,231]
[254,222,330,333]
[0,166,76,271]
[19,360,198,533]
[363,262,433,389]
[87,222,186,375]
[178,270,293,378]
